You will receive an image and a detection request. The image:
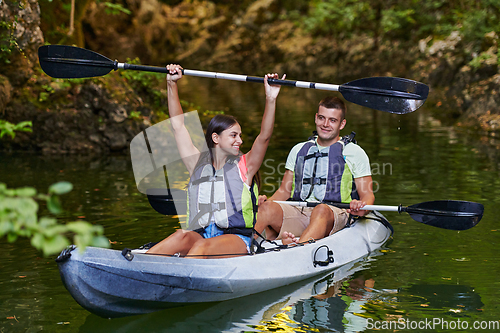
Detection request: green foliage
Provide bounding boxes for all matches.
[119,58,164,106]
[120,58,164,87]
[0,182,109,256]
[98,1,132,16]
[129,110,142,119]
[0,120,32,139]
[0,15,20,64]
[381,8,416,34]
[468,49,499,69]
[300,0,500,44]
[304,0,375,37]
[38,79,76,102]
[460,6,500,43]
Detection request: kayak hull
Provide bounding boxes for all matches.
[57,216,392,318]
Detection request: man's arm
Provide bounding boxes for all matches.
[348,175,375,216]
[258,169,294,204]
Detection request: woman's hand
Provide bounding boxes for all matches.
[264,73,286,101]
[166,64,183,83]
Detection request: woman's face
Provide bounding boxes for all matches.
[212,123,243,156]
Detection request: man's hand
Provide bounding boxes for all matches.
[258,195,268,206]
[347,199,368,216]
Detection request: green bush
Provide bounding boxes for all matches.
[300,0,500,45]
[0,182,109,256]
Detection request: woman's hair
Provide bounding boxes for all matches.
[197,114,261,191]
[204,114,239,150]
[196,114,240,168]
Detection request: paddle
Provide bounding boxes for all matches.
[274,200,483,231]
[145,188,483,230]
[38,44,429,114]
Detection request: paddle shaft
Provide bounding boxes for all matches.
[119,63,342,92]
[115,63,424,98]
[273,200,478,217]
[275,201,397,211]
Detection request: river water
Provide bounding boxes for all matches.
[1,76,500,332]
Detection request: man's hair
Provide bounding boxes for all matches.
[318,96,346,120]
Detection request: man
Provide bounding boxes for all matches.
[255,96,374,245]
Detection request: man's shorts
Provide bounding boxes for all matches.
[275,202,349,240]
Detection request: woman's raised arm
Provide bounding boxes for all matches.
[245,73,285,183]
[166,64,200,175]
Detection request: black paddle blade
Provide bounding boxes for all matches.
[405,200,484,230]
[146,188,187,216]
[38,45,116,79]
[339,77,429,114]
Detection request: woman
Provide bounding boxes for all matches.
[147,64,284,258]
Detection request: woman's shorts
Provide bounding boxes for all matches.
[201,223,252,253]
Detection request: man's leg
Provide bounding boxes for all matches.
[254,201,285,239]
[283,204,334,244]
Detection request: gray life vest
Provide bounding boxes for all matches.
[291,132,359,203]
[187,156,258,235]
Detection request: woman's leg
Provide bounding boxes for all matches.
[187,234,248,259]
[146,229,203,256]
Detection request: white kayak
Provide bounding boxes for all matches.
[56,213,392,318]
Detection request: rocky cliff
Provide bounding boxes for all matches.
[1,0,499,153]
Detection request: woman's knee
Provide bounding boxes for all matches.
[170,229,196,242]
[189,238,210,256]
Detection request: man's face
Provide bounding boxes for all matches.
[314,106,346,143]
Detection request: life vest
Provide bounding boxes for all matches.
[291,132,359,203]
[187,155,258,236]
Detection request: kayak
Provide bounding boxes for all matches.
[79,252,383,332]
[56,213,392,318]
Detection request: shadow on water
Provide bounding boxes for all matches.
[396,284,483,312]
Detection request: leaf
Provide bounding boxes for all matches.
[43,224,68,238]
[39,217,57,228]
[14,187,37,197]
[15,121,32,132]
[74,234,91,252]
[31,233,44,250]
[48,182,73,195]
[0,220,13,237]
[16,197,39,216]
[7,232,18,243]
[65,221,92,234]
[47,196,62,215]
[48,182,73,196]
[91,235,111,248]
[42,234,70,256]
